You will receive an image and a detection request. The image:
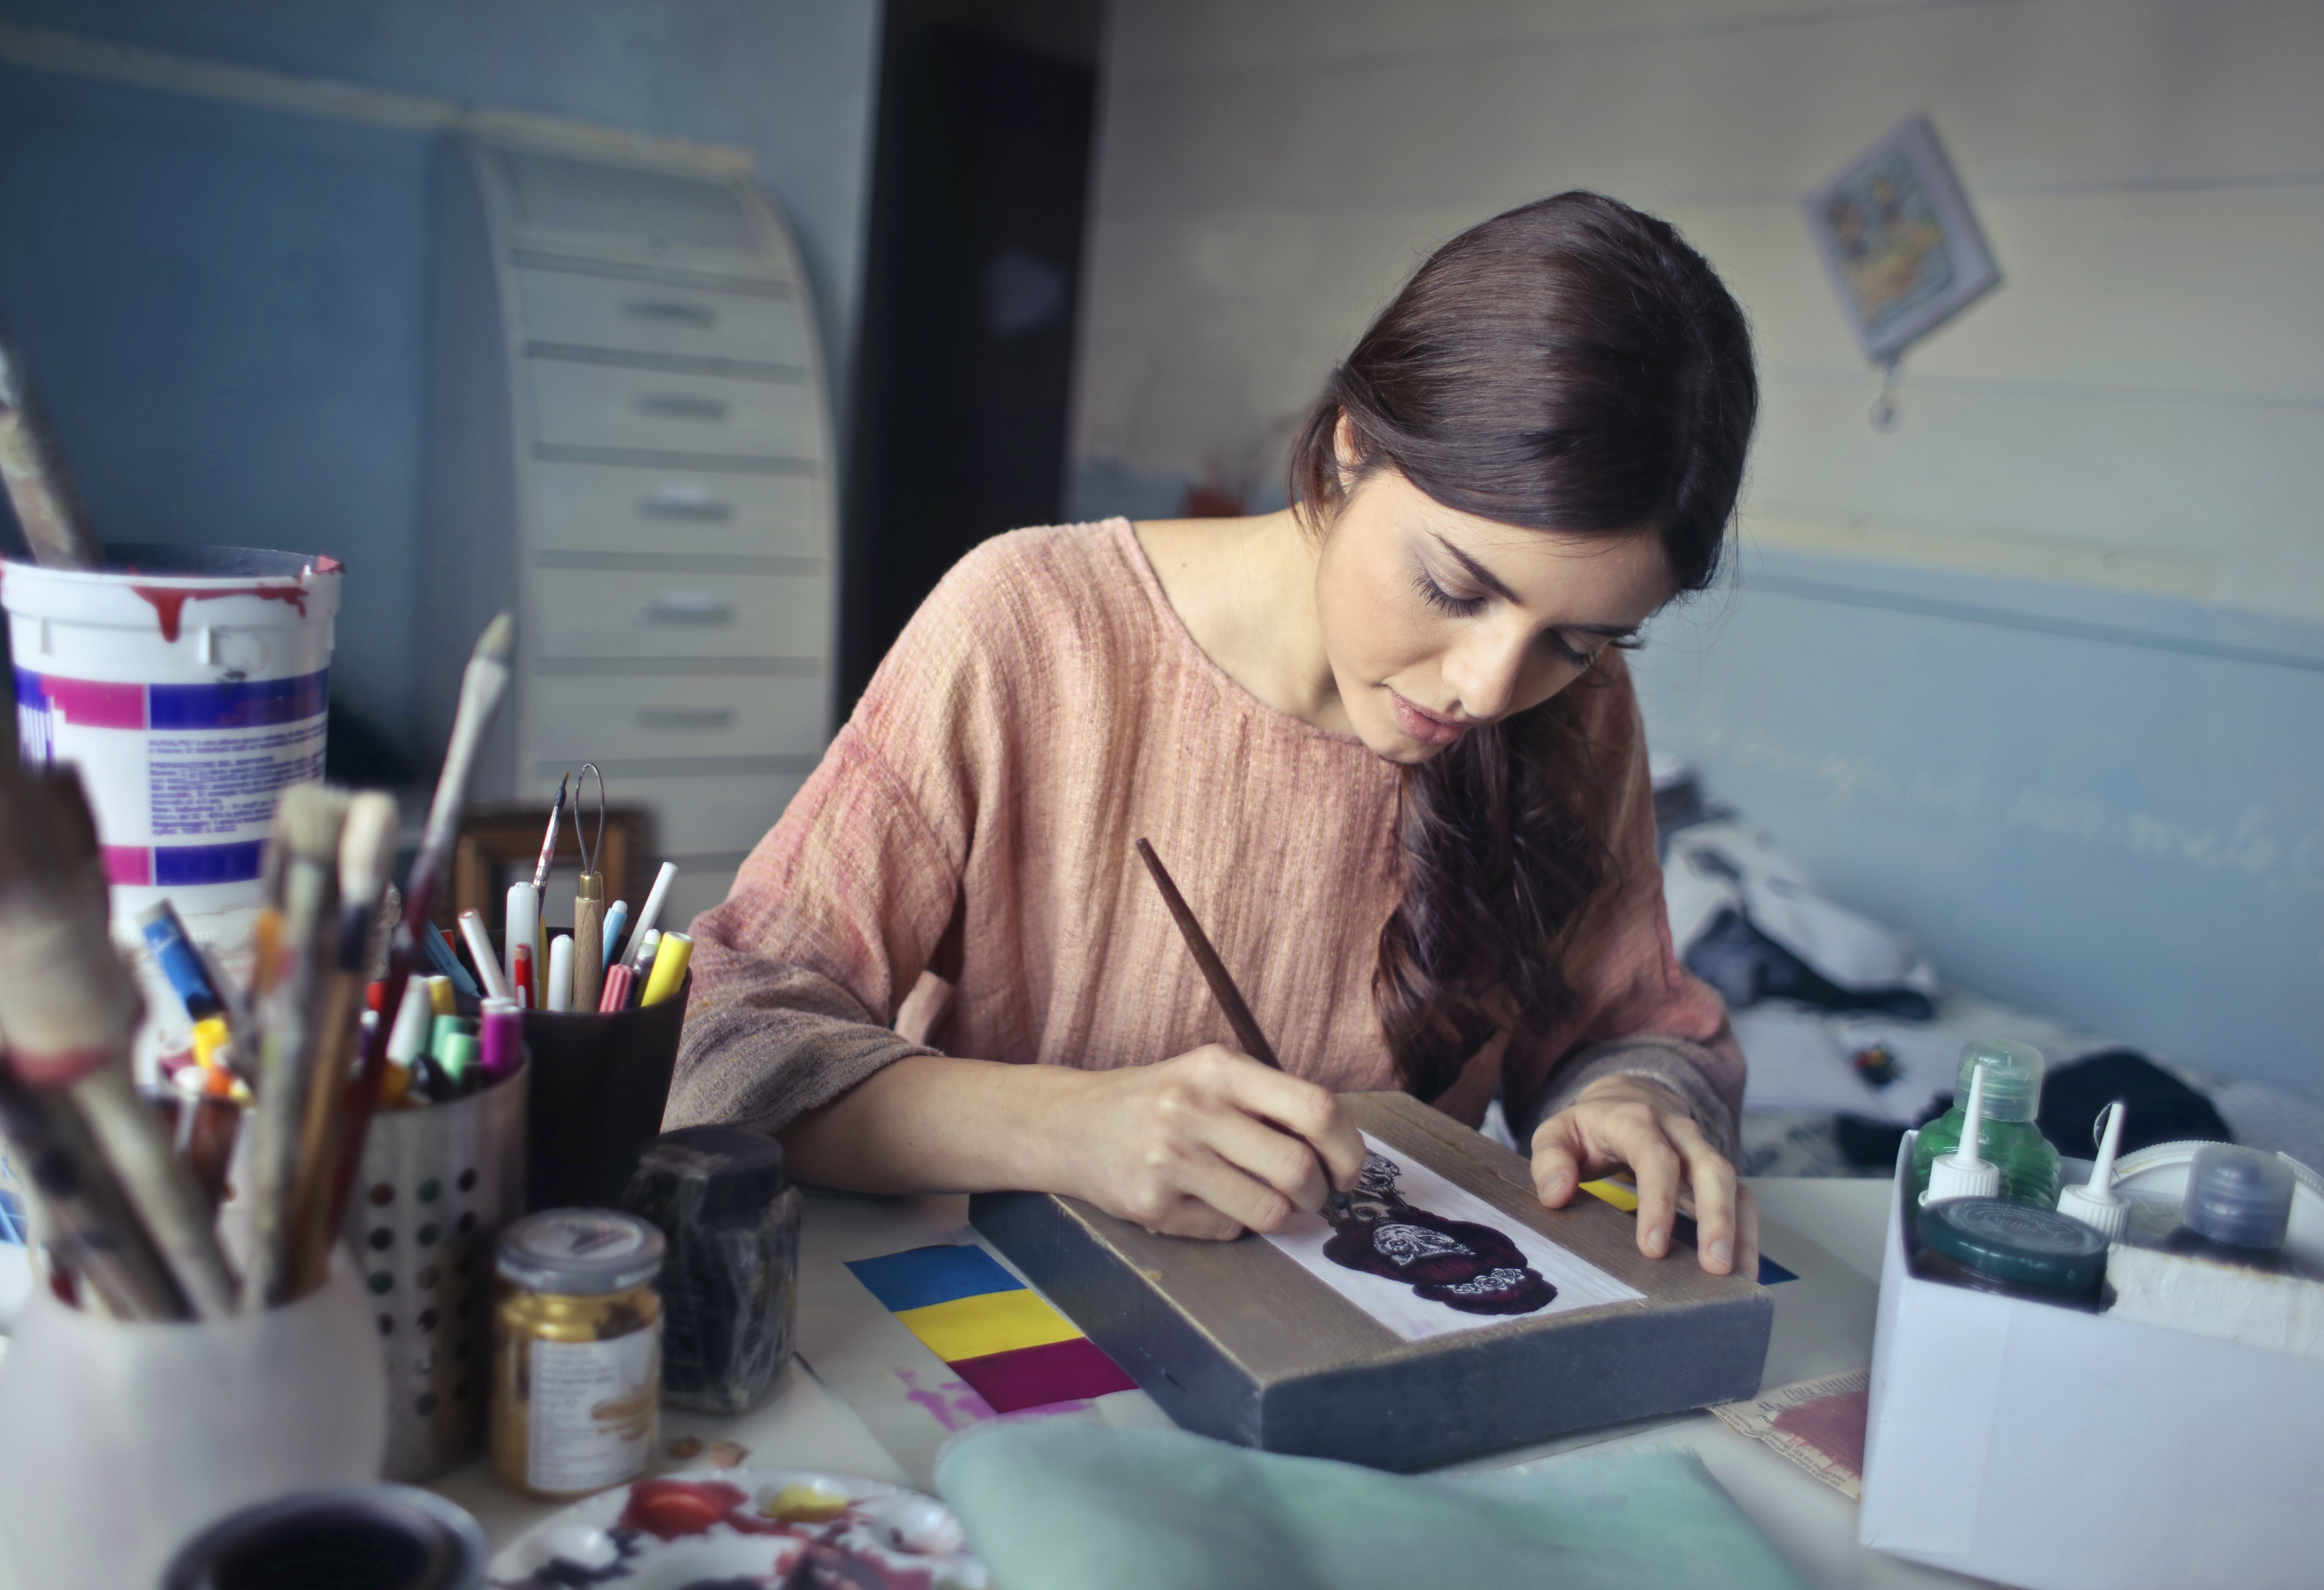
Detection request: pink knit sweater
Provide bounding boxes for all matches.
[667,520,1744,1154]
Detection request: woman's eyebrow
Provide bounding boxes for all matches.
[1429,533,1519,601]
[1430,532,1642,637]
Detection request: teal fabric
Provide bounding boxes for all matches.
[935,1423,1807,1590]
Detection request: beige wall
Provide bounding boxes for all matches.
[1074,0,2324,620]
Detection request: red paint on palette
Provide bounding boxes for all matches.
[128,582,310,643]
[620,1478,748,1540]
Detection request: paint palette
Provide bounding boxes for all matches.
[972,1091,1773,1471]
[486,1466,987,1589]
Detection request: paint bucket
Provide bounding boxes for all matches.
[0,1257,386,1590]
[2,545,342,947]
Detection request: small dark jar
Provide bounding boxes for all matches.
[622,1125,801,1413]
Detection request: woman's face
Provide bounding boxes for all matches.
[1313,465,1677,764]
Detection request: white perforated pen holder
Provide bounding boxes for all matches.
[0,1258,387,1590]
[345,1056,529,1481]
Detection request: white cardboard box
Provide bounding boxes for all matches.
[1859,1134,2324,1589]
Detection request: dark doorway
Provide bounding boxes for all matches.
[840,0,1102,712]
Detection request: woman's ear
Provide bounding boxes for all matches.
[1332,410,1360,479]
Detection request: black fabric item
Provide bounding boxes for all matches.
[1836,1113,1911,1170]
[1682,907,1936,1020]
[2037,1048,2231,1156]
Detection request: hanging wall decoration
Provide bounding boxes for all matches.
[1803,115,2001,430]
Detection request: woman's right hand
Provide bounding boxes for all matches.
[1055,1045,1368,1241]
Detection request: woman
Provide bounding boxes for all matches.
[670,191,1761,1275]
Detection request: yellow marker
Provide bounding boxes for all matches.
[891,1289,1081,1362]
[426,974,457,1017]
[641,930,694,1008]
[1580,1179,1639,1212]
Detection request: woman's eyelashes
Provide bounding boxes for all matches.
[1411,568,1486,617]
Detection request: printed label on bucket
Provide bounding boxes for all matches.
[15,666,328,886]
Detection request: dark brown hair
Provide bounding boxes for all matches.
[1289,191,1757,1101]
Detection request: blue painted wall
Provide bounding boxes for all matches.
[1631,547,2324,1094]
[0,1,879,749]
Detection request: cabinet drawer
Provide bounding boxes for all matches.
[531,568,829,660]
[529,675,826,762]
[513,267,805,368]
[521,768,807,857]
[526,359,815,457]
[528,462,827,560]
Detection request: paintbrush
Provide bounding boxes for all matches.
[532,773,567,894]
[281,791,396,1298]
[0,761,240,1316]
[0,1056,188,1319]
[329,612,515,1229]
[1134,838,1354,1221]
[242,784,350,1308]
[0,317,102,569]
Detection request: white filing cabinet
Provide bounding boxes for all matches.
[420,134,837,929]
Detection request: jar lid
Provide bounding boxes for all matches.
[496,1209,664,1295]
[1951,1039,2044,1123]
[2182,1143,2293,1250]
[628,1126,787,1220]
[1919,1197,2106,1294]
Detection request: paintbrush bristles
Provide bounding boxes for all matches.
[338,792,398,906]
[0,763,142,1066]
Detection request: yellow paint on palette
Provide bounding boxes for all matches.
[891,1288,1084,1363]
[1580,1179,1639,1212]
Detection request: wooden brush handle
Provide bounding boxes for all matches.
[1135,838,1280,1070]
[572,877,605,1014]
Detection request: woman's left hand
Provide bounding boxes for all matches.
[1528,1073,1758,1277]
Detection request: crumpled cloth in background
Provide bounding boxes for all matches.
[935,1422,1807,1590]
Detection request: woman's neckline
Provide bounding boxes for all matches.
[1107,516,1371,749]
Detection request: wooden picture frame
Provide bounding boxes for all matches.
[440,804,656,933]
[1804,114,2001,366]
[973,1091,1772,1471]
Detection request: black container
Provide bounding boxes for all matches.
[465,926,690,1212]
[521,976,689,1211]
[623,1125,801,1413]
[163,1485,486,1590]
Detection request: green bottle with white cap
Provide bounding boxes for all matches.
[1910,1039,2061,1208]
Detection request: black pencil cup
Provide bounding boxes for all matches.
[520,976,690,1212]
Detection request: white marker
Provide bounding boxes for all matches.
[619,861,678,970]
[504,882,539,997]
[545,933,575,1013]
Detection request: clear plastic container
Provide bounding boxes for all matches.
[1910,1039,2060,1208]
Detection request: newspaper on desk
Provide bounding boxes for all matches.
[1710,1368,1871,1500]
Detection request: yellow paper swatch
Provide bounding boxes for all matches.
[891,1288,1083,1362]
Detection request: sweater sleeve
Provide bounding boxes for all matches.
[1502,655,1747,1163]
[663,542,1010,1137]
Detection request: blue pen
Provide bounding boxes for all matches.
[423,919,482,999]
[601,900,630,971]
[135,900,222,1022]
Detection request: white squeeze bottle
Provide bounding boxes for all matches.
[1924,1060,2001,1205]
[2055,1101,2130,1241]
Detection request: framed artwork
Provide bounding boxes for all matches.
[1804,115,2001,367]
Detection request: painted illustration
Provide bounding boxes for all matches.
[1820,155,1955,342]
[1322,1152,1556,1316]
[1804,115,2000,368]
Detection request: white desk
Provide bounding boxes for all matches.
[0,1177,2001,1588]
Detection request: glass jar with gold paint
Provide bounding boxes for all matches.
[490,1209,665,1499]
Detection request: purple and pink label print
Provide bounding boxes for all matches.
[14,666,327,888]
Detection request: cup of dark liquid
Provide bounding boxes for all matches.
[162,1486,487,1590]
